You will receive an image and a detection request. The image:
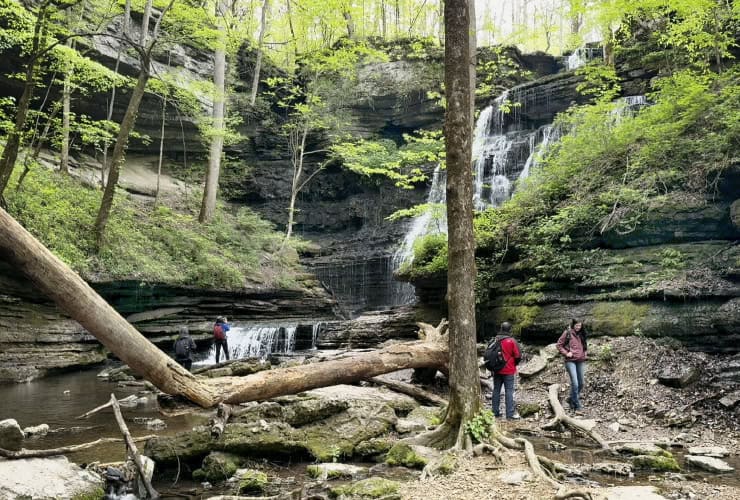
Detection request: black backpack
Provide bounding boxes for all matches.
[174,337,191,358]
[484,336,508,373]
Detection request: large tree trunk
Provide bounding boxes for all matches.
[94,68,150,248]
[0,4,50,196]
[249,0,270,105]
[435,0,480,449]
[217,341,447,404]
[199,3,228,223]
[0,208,220,407]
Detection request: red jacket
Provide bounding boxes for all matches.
[496,336,522,375]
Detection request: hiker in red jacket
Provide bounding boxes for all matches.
[213,316,231,364]
[492,321,522,420]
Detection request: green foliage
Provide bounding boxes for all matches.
[6,166,298,289]
[464,409,494,444]
[399,233,448,279]
[332,130,443,188]
[576,62,621,102]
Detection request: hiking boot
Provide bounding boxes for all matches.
[507,414,521,420]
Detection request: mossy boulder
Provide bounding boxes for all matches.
[239,469,269,493]
[307,463,367,480]
[192,452,242,482]
[395,406,441,434]
[302,402,397,461]
[630,454,681,472]
[330,477,401,499]
[385,443,429,469]
[354,437,395,458]
[144,427,213,465]
[517,402,541,418]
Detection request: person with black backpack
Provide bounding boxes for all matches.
[484,322,522,420]
[557,318,588,413]
[173,326,197,371]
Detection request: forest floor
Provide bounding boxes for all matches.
[400,336,740,499]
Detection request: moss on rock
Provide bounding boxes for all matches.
[330,477,401,499]
[239,469,269,493]
[591,301,650,336]
[385,443,428,469]
[71,487,105,500]
[192,451,241,482]
[517,402,541,417]
[355,437,395,458]
[631,454,681,472]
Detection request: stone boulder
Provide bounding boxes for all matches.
[604,486,668,500]
[719,391,740,408]
[657,364,701,388]
[685,455,734,473]
[686,446,729,458]
[146,386,407,465]
[22,423,49,438]
[518,354,547,378]
[0,456,104,499]
[0,419,24,451]
[330,476,401,500]
[307,463,368,480]
[394,406,440,434]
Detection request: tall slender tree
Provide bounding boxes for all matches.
[94,0,176,248]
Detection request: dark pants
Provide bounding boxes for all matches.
[492,373,516,418]
[215,339,230,364]
[176,358,192,371]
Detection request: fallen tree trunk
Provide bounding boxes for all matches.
[0,208,220,408]
[213,341,448,404]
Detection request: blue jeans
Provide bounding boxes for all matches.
[565,361,586,409]
[492,374,516,418]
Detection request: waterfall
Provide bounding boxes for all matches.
[196,325,298,364]
[565,47,604,71]
[519,124,563,181]
[311,322,324,349]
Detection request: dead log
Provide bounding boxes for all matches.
[110,394,159,499]
[367,376,448,406]
[543,384,610,450]
[76,394,138,419]
[213,340,448,404]
[210,403,233,438]
[0,435,155,459]
[0,208,219,408]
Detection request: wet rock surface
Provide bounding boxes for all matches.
[0,456,104,499]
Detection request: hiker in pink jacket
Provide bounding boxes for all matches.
[557,319,588,412]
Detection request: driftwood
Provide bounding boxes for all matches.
[367,376,448,407]
[209,403,233,438]
[543,384,610,450]
[110,394,159,499]
[0,435,155,459]
[76,394,139,419]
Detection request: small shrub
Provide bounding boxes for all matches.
[464,409,495,443]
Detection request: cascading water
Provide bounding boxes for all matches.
[196,325,298,364]
[391,89,565,297]
[565,47,604,71]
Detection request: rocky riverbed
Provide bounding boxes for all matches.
[1,334,738,499]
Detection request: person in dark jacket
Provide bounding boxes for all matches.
[491,321,522,420]
[173,326,197,371]
[213,316,231,364]
[556,318,588,412]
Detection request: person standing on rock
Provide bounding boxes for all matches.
[490,321,522,420]
[557,319,588,413]
[173,326,197,371]
[214,316,231,364]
